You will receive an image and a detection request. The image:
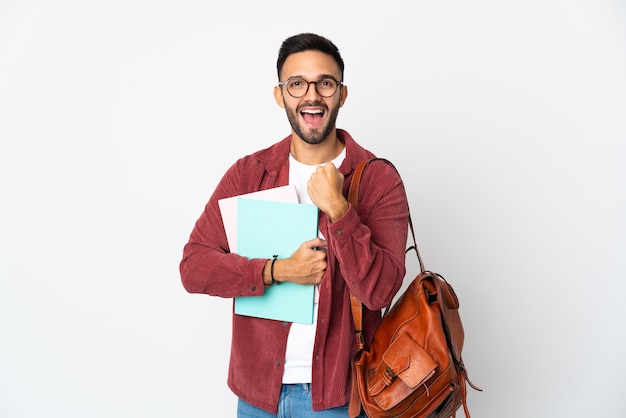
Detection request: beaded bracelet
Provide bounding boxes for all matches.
[270,254,280,285]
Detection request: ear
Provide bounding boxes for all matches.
[338,84,348,108]
[274,85,286,109]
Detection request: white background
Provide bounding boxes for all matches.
[1,1,625,417]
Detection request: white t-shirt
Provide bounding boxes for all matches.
[282,148,346,383]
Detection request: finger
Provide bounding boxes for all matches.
[305,237,326,248]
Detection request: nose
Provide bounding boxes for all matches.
[303,81,322,100]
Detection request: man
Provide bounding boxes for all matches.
[180,33,409,417]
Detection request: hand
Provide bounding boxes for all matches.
[265,238,327,285]
[307,162,349,222]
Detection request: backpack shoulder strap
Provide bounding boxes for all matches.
[347,158,420,349]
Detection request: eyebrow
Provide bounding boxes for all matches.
[285,74,340,81]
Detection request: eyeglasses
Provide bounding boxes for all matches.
[278,77,343,98]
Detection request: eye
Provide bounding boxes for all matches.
[288,79,305,88]
[319,78,336,88]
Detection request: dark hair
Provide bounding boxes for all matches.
[276,33,345,80]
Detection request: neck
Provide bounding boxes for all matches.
[290,130,345,165]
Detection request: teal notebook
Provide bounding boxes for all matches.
[234,198,318,324]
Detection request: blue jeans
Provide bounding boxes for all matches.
[237,383,366,417]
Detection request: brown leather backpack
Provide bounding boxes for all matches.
[347,159,481,418]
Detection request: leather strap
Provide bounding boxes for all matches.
[346,160,370,349]
[347,158,424,350]
[349,158,424,273]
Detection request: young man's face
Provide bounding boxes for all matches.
[274,50,348,145]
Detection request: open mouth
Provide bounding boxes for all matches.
[300,108,326,127]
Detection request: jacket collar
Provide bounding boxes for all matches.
[257,129,374,178]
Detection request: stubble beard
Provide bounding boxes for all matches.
[285,102,340,145]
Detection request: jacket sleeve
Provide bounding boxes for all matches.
[328,160,409,310]
[179,162,268,298]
